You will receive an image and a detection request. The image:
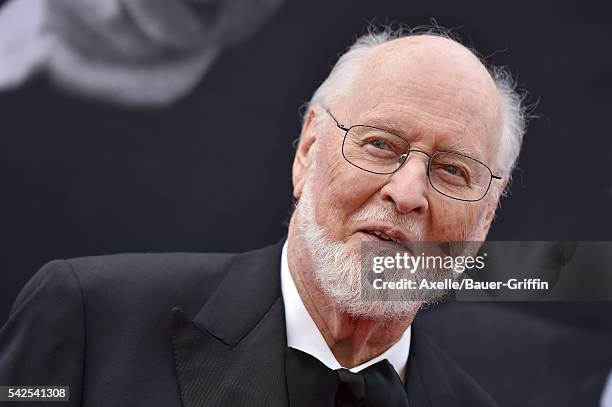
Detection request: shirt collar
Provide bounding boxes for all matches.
[280,239,411,380]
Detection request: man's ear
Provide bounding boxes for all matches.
[292,108,318,199]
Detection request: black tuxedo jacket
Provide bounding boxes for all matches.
[0,240,498,406]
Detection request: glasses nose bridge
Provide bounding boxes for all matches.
[398,148,432,170]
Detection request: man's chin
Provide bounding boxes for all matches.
[329,297,423,321]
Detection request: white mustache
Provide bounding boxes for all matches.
[350,205,425,241]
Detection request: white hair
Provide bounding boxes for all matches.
[308,26,528,192]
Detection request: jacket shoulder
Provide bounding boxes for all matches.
[65,251,238,317]
[67,252,236,289]
[1,260,85,393]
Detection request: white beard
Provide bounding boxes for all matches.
[294,179,428,321]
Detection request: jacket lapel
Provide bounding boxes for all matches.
[405,325,457,407]
[171,240,289,407]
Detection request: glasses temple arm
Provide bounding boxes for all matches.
[325,109,349,131]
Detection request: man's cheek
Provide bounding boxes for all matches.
[325,155,349,181]
[430,203,472,240]
[329,171,375,207]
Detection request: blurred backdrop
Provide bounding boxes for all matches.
[1,0,611,405]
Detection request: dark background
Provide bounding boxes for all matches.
[1,0,611,405]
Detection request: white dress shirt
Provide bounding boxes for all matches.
[280,240,412,380]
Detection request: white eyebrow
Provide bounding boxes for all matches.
[437,143,482,161]
[361,117,410,136]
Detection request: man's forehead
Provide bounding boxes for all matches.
[342,35,503,162]
[353,36,500,112]
[365,35,490,78]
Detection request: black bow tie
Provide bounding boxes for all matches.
[285,347,410,407]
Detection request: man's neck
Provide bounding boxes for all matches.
[286,231,415,368]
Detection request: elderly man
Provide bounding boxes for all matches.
[0,28,525,406]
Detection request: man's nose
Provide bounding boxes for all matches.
[379,151,430,215]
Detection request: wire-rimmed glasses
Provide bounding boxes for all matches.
[326,109,502,202]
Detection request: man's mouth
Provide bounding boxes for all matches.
[365,229,396,242]
[361,230,411,250]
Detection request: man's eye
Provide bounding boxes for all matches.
[371,140,391,150]
[443,165,459,175]
[435,163,471,186]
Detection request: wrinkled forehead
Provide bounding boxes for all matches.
[342,36,503,164]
